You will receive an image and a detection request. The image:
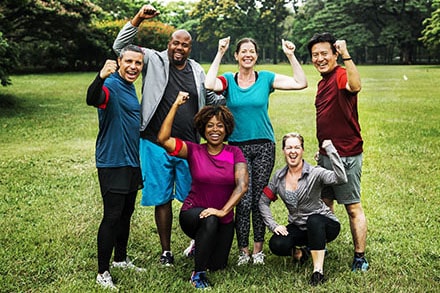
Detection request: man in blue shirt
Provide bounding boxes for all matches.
[87,44,145,290]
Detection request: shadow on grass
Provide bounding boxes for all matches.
[0,93,19,108]
[0,93,43,118]
[0,93,26,116]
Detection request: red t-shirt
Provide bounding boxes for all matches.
[315,66,363,156]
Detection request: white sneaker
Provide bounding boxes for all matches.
[112,257,145,272]
[96,271,118,291]
[252,251,265,265]
[237,251,251,266]
[183,239,196,257]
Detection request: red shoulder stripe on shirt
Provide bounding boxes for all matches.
[168,137,183,156]
[263,186,277,201]
[98,86,110,109]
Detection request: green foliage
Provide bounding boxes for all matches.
[288,0,434,64]
[157,1,195,28]
[137,21,176,51]
[191,0,291,63]
[90,0,165,20]
[0,32,17,86]
[0,0,104,75]
[420,0,440,55]
[0,0,439,87]
[0,66,439,292]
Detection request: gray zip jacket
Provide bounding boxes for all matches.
[113,22,221,131]
[259,142,347,231]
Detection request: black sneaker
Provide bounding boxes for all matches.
[309,271,325,286]
[159,251,174,267]
[352,256,369,272]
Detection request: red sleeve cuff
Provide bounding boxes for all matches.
[263,186,277,201]
[168,138,183,156]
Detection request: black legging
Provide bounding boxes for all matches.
[269,214,340,256]
[97,191,137,273]
[179,208,234,272]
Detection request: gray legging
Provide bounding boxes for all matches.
[179,208,234,272]
[269,214,341,256]
[233,141,275,248]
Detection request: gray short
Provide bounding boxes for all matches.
[319,153,362,205]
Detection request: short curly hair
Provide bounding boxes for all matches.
[193,105,235,141]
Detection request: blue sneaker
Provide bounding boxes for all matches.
[190,271,210,289]
[352,257,369,272]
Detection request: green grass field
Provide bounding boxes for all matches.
[0,64,439,292]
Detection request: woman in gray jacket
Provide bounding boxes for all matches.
[259,133,347,286]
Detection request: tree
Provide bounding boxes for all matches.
[259,0,291,64]
[90,0,166,20]
[0,32,17,86]
[420,0,440,56]
[0,0,104,81]
[191,0,292,63]
[288,0,433,64]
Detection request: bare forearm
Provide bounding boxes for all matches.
[221,163,248,215]
[287,54,307,88]
[344,60,361,92]
[157,103,178,149]
[205,52,223,91]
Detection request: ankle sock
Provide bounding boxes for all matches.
[355,252,365,259]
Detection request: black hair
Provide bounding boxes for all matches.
[307,32,337,57]
[194,105,235,141]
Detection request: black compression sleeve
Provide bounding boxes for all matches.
[86,73,106,106]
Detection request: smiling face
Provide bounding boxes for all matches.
[117,51,144,83]
[167,30,192,68]
[311,42,338,75]
[204,115,226,146]
[283,137,304,168]
[234,41,258,69]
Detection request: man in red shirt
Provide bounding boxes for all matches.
[307,33,369,272]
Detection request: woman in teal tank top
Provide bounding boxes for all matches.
[205,36,307,265]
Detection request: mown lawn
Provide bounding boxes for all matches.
[0,65,439,292]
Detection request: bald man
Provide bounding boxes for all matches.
[113,5,222,267]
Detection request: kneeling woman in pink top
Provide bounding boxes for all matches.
[157,91,249,289]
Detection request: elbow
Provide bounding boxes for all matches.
[240,180,249,197]
[292,79,307,90]
[239,182,248,198]
[352,86,361,93]
[86,92,95,106]
[338,175,348,185]
[204,82,214,91]
[349,83,361,93]
[112,41,122,56]
[156,136,166,147]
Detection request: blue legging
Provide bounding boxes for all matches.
[97,191,137,273]
[179,208,234,272]
[269,214,340,256]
